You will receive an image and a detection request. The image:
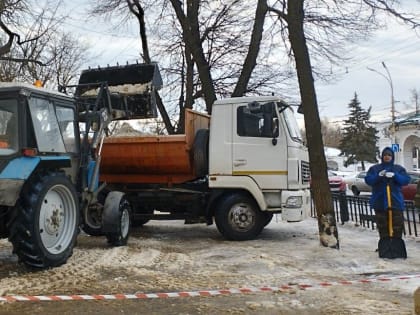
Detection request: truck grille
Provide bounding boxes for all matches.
[301,160,310,184]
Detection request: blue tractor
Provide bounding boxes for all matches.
[0,63,162,268]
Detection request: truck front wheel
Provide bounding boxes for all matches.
[104,193,131,246]
[215,193,264,241]
[9,172,79,268]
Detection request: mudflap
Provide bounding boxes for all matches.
[102,191,126,234]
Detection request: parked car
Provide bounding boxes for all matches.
[401,172,420,200]
[346,171,370,196]
[346,170,420,201]
[328,170,346,193]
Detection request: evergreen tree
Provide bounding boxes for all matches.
[339,93,379,170]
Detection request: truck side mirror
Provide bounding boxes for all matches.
[272,118,279,138]
[297,103,304,114]
[271,118,279,145]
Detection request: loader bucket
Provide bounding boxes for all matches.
[76,63,162,119]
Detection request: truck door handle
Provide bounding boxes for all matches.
[234,159,247,166]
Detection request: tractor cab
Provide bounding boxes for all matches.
[0,82,79,155]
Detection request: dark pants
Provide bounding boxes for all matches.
[375,210,404,239]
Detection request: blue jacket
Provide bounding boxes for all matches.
[364,147,410,211]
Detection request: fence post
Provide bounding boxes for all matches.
[339,193,349,224]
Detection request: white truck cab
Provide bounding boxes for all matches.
[208,96,311,222]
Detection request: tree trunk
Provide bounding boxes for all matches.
[128,0,174,133]
[127,0,151,63]
[287,0,339,248]
[232,0,267,97]
[170,0,217,114]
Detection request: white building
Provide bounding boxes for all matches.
[323,110,420,173]
[376,112,420,171]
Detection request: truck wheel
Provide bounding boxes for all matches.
[262,212,274,227]
[215,193,264,241]
[193,129,209,177]
[9,172,79,268]
[104,193,131,246]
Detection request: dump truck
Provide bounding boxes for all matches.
[100,96,311,241]
[0,63,162,268]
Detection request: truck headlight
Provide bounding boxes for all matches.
[285,196,303,208]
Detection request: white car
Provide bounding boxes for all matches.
[345,171,371,196]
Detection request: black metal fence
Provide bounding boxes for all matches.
[311,193,420,237]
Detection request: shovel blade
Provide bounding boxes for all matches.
[378,237,407,259]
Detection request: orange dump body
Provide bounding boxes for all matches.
[100,109,210,185]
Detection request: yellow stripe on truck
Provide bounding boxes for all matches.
[232,170,288,176]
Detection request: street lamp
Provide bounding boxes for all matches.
[367,62,396,142]
[381,62,396,127]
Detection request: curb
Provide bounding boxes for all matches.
[1,274,419,303]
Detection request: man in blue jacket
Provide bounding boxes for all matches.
[365,147,410,243]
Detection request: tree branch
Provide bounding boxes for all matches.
[0,56,46,66]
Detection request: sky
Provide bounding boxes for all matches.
[62,1,420,124]
[315,13,420,123]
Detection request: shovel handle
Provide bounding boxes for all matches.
[386,183,394,237]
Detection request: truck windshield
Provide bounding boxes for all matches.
[281,105,303,143]
[0,99,18,155]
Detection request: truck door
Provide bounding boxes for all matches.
[232,101,288,189]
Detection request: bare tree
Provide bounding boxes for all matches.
[0,1,60,63]
[301,120,343,149]
[410,88,420,114]
[89,0,176,133]
[319,118,342,148]
[0,0,91,87]
[0,0,29,57]
[47,32,92,88]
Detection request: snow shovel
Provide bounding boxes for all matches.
[378,182,407,259]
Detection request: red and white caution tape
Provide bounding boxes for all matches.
[1,273,419,303]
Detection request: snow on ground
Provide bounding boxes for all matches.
[263,216,420,291]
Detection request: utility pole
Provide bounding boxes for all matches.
[381,61,395,131]
[367,62,396,149]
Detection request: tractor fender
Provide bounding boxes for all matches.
[0,156,71,206]
[0,156,71,179]
[102,191,125,233]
